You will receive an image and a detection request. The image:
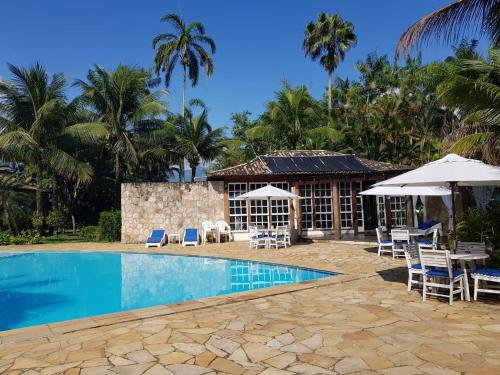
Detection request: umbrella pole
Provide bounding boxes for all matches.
[450,182,457,249]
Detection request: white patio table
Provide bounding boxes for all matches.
[449,253,490,302]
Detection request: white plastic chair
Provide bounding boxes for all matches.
[419,249,464,305]
[201,221,216,245]
[418,228,439,250]
[376,227,393,256]
[268,226,288,249]
[391,229,410,259]
[216,220,232,243]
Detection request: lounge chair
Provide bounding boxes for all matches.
[145,229,166,248]
[182,228,199,246]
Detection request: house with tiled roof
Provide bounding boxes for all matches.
[207,150,411,240]
[121,150,411,243]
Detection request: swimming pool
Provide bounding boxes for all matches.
[0,251,335,330]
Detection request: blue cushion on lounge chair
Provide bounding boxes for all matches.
[393,240,406,248]
[472,268,500,277]
[146,229,165,243]
[426,268,463,278]
[411,263,423,270]
[184,228,198,242]
[380,239,392,244]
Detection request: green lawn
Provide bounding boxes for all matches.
[40,233,85,244]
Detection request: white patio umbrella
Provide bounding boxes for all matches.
[359,186,451,196]
[374,154,500,233]
[236,185,300,229]
[236,185,300,200]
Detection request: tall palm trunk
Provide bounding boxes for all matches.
[328,71,333,117]
[114,153,121,207]
[182,65,187,118]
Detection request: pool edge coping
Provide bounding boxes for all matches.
[0,248,358,345]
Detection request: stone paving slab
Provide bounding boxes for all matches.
[0,242,499,374]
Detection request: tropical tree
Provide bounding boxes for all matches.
[303,12,357,116]
[0,175,33,232]
[152,14,216,116]
[74,65,166,199]
[173,100,224,181]
[0,63,100,213]
[437,48,500,164]
[397,0,500,56]
[267,85,319,149]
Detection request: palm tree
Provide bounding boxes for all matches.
[437,48,500,164]
[303,12,357,116]
[0,63,101,213]
[397,0,500,56]
[0,175,33,232]
[74,65,166,198]
[173,100,224,181]
[152,14,216,116]
[267,85,318,149]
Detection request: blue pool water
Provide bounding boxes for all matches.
[0,251,335,330]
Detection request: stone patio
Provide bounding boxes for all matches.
[1,241,499,375]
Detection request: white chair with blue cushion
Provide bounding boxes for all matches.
[376,227,393,256]
[472,268,500,300]
[249,225,267,249]
[418,228,439,250]
[419,249,465,305]
[404,243,423,291]
[145,229,166,248]
[391,229,410,259]
[268,226,288,249]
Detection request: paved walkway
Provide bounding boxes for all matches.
[0,242,499,375]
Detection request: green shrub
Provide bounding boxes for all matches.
[7,230,41,245]
[98,210,121,242]
[0,231,11,245]
[31,213,44,232]
[21,230,41,244]
[80,226,101,242]
[46,207,68,234]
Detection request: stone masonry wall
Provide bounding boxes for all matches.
[121,181,224,243]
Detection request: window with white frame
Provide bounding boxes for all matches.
[376,196,406,227]
[354,182,364,229]
[339,182,352,229]
[391,196,407,227]
[300,184,313,229]
[377,196,386,227]
[314,183,332,229]
[270,182,289,227]
[249,182,268,228]
[228,183,248,231]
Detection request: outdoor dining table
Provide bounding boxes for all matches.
[449,253,490,302]
[257,227,273,248]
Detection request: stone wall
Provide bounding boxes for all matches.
[121,181,224,243]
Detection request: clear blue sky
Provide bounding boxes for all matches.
[0,0,489,132]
